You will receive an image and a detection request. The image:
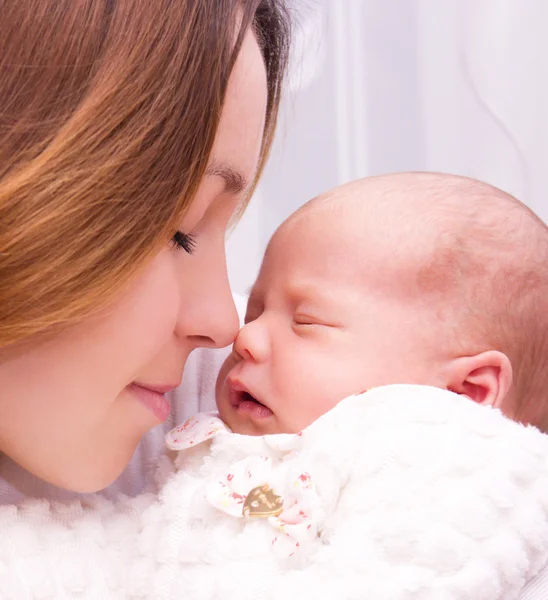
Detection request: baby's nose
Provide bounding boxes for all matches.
[234,319,269,363]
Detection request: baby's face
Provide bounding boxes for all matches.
[216,207,442,435]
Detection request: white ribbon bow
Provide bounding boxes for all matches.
[206,455,322,557]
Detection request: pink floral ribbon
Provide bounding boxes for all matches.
[206,455,321,557]
[165,413,230,450]
[166,413,322,557]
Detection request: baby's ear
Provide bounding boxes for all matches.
[445,350,513,410]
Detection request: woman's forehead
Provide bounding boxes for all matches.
[211,29,268,191]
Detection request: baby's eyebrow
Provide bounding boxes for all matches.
[287,282,329,304]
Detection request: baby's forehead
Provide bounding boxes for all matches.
[282,176,525,255]
[263,172,546,296]
[275,190,431,261]
[260,212,426,303]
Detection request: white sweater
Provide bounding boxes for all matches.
[1,385,548,599]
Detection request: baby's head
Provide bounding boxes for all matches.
[217,172,548,435]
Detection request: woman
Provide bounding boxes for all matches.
[0,0,290,501]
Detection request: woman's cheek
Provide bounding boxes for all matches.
[127,273,181,359]
[97,251,182,367]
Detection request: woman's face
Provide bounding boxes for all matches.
[0,30,268,492]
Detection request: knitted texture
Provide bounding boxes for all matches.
[1,385,548,599]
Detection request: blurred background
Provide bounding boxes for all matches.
[227,0,548,295]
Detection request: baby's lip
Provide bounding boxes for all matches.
[227,376,268,409]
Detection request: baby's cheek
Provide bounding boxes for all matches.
[288,396,328,431]
[300,388,345,427]
[215,353,239,397]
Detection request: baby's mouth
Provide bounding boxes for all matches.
[228,380,273,419]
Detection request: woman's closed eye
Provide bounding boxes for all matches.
[170,231,197,254]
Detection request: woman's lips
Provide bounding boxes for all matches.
[227,378,273,419]
[128,382,172,422]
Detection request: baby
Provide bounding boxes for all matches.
[215,171,548,436]
[4,173,548,600]
[154,172,548,599]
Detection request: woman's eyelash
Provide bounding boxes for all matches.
[171,231,197,254]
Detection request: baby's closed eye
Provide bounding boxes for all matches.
[292,314,339,329]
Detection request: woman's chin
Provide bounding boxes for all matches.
[35,441,141,494]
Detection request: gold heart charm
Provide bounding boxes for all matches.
[242,484,284,519]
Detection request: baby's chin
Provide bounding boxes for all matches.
[217,403,287,436]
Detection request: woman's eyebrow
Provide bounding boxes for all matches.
[206,160,248,195]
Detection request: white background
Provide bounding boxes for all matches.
[227,0,548,295]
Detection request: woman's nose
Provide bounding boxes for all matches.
[174,242,240,349]
[233,318,269,362]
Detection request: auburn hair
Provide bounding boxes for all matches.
[0,0,290,347]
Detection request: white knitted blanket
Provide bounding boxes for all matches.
[1,385,548,599]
